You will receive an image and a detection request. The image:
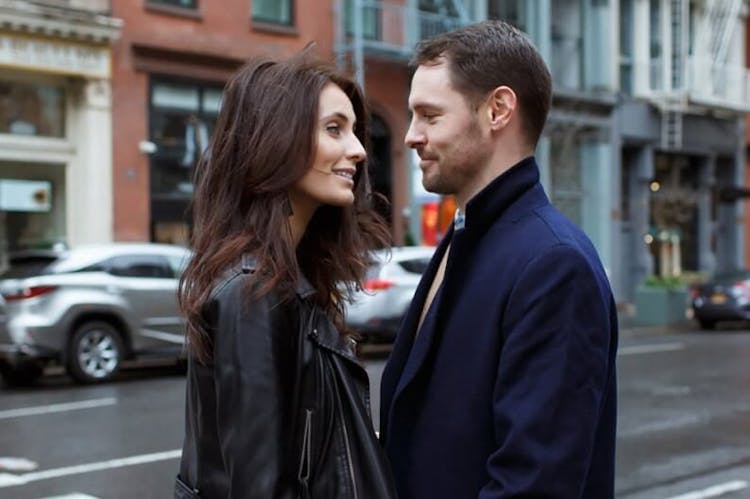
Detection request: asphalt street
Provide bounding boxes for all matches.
[0,327,749,498]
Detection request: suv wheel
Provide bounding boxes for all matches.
[67,321,124,384]
[0,360,44,387]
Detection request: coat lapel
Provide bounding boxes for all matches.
[381,228,454,428]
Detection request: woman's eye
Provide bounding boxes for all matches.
[326,124,341,135]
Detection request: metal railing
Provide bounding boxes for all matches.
[630,57,750,111]
[350,1,466,57]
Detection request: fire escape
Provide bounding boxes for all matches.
[661,0,742,150]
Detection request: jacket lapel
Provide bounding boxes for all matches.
[381,229,454,427]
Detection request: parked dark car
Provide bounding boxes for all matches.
[691,270,750,329]
[0,243,190,386]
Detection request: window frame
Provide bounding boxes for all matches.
[104,254,175,279]
[251,0,294,27]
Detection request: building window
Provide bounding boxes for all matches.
[649,0,662,90]
[488,0,527,32]
[147,0,198,8]
[252,0,293,25]
[0,80,65,138]
[344,1,381,41]
[149,79,222,244]
[620,0,633,94]
[419,0,461,40]
[551,0,583,91]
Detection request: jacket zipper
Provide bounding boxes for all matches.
[297,409,313,499]
[311,316,359,498]
[336,395,359,499]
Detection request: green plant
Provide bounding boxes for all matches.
[642,272,708,290]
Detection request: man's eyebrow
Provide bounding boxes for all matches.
[409,102,441,112]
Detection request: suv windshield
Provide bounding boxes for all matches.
[1,256,59,279]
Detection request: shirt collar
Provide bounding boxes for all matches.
[454,207,466,231]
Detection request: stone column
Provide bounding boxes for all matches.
[66,77,114,247]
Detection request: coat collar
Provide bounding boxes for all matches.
[462,155,540,233]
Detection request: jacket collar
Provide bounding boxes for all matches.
[240,253,316,299]
[240,254,357,362]
[463,155,540,232]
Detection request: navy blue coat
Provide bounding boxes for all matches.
[380,157,617,498]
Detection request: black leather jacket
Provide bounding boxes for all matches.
[176,260,396,498]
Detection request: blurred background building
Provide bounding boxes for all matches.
[0,0,120,256]
[1,0,749,316]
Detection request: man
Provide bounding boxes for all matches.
[380,20,617,498]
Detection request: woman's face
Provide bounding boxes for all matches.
[289,83,366,218]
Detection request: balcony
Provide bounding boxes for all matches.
[631,58,750,113]
[342,0,467,60]
[686,57,750,111]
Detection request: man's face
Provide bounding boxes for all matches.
[405,61,490,198]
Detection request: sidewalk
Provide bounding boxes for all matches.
[618,320,697,340]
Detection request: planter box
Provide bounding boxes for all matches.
[634,285,689,327]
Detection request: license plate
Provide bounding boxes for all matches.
[710,293,727,304]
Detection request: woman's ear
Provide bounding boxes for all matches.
[486,86,516,132]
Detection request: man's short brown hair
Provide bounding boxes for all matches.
[411,20,552,147]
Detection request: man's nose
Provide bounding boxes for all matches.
[404,120,424,148]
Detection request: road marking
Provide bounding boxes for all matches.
[0,398,117,420]
[619,413,702,438]
[42,494,100,499]
[0,457,37,471]
[619,342,684,356]
[0,449,181,488]
[667,480,748,499]
[0,457,38,472]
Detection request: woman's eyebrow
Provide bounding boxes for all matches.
[320,111,356,127]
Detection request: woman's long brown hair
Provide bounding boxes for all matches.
[179,54,391,363]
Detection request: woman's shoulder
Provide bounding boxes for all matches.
[209,254,258,299]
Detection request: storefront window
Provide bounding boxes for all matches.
[0,162,66,252]
[0,80,65,138]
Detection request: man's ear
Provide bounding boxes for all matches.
[485,86,516,131]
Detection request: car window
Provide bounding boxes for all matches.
[398,258,430,275]
[1,256,59,278]
[106,254,174,279]
[166,253,190,279]
[365,264,383,280]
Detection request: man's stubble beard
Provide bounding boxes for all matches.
[423,121,487,197]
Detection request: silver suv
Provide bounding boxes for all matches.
[346,246,434,343]
[0,243,191,385]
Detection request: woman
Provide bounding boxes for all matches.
[175,54,394,498]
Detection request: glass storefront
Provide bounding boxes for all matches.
[149,78,222,244]
[0,162,66,252]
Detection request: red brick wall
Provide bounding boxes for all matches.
[110,0,335,241]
